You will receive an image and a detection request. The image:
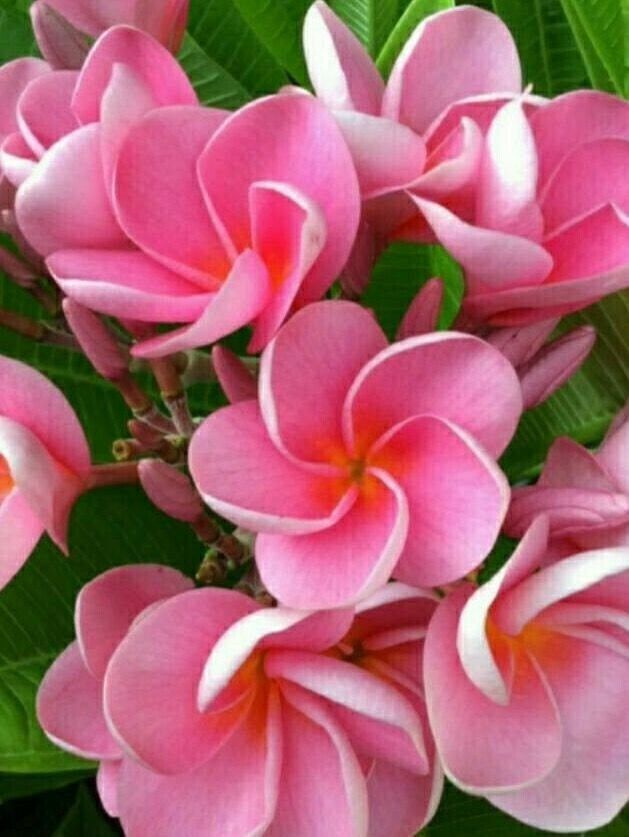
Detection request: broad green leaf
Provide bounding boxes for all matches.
[329,0,399,56]
[53,784,120,836]
[558,0,618,92]
[187,0,288,96]
[559,0,624,94]
[0,770,93,802]
[493,0,590,96]
[501,291,629,482]
[0,5,37,61]
[230,0,311,84]
[377,0,454,77]
[0,486,201,772]
[178,32,250,109]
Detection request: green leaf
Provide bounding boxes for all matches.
[559,0,624,94]
[0,486,201,773]
[492,0,591,96]
[178,32,250,109]
[0,770,93,802]
[329,0,399,56]
[187,0,288,96]
[501,291,629,482]
[377,0,454,77]
[229,0,311,84]
[0,5,37,62]
[53,784,120,836]
[0,784,79,835]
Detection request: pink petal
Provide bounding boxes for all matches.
[37,642,120,760]
[259,300,387,464]
[41,0,132,37]
[30,1,91,70]
[0,58,50,138]
[16,124,128,257]
[76,564,194,680]
[344,331,522,458]
[396,278,443,338]
[248,181,327,352]
[256,469,409,609]
[0,132,37,188]
[485,318,557,367]
[17,70,79,157]
[303,1,384,115]
[211,345,257,403]
[367,757,444,837]
[413,117,483,201]
[268,683,368,837]
[0,489,44,590]
[49,248,211,323]
[198,94,360,304]
[373,415,509,587]
[599,415,629,492]
[113,106,230,284]
[539,436,617,491]
[519,326,595,410]
[72,24,196,125]
[383,6,521,135]
[489,637,629,831]
[131,249,272,357]
[104,587,259,773]
[354,583,438,638]
[424,586,562,793]
[96,759,121,818]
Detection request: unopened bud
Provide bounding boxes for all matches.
[486,318,558,367]
[397,278,443,339]
[63,299,128,379]
[138,459,203,523]
[211,345,257,404]
[30,2,90,70]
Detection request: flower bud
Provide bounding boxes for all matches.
[211,345,257,403]
[63,299,128,380]
[397,278,443,339]
[138,459,203,523]
[30,2,90,69]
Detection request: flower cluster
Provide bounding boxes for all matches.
[0,2,627,835]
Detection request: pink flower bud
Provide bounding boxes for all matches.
[485,318,558,367]
[211,345,257,404]
[30,2,90,70]
[63,299,128,380]
[138,460,203,523]
[397,278,444,339]
[519,326,596,410]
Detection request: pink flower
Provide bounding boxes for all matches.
[505,414,629,554]
[102,582,440,836]
[31,0,189,68]
[38,92,360,357]
[416,92,629,325]
[303,2,529,292]
[423,516,629,831]
[0,355,90,589]
[37,564,194,817]
[190,300,521,608]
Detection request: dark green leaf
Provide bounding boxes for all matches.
[0,5,37,62]
[377,0,454,77]
[0,784,78,836]
[52,784,120,836]
[0,770,92,802]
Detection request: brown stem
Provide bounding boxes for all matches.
[0,308,45,340]
[88,461,139,489]
[149,356,195,436]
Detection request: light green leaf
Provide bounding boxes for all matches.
[329,0,399,56]
[559,0,624,94]
[0,486,201,773]
[0,5,37,61]
[178,32,250,109]
[377,0,454,77]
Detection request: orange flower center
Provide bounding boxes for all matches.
[0,456,13,500]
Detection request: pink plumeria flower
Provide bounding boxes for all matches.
[417,91,629,325]
[102,583,439,836]
[190,300,522,608]
[506,413,629,554]
[31,0,189,68]
[0,355,90,589]
[35,92,359,357]
[37,564,194,817]
[303,2,530,292]
[424,515,629,832]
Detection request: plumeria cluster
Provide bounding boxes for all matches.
[0,1,627,835]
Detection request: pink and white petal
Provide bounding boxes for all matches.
[303,1,384,115]
[489,636,629,831]
[268,683,368,837]
[259,300,387,464]
[49,248,211,323]
[532,90,629,189]
[256,469,409,609]
[424,586,562,793]
[0,132,37,188]
[104,587,259,773]
[189,399,351,534]
[541,138,629,233]
[72,24,196,125]
[211,345,257,403]
[16,124,128,258]
[96,760,121,818]
[413,197,552,294]
[37,642,120,760]
[413,117,483,200]
[367,757,444,837]
[376,415,509,587]
[132,249,271,357]
[383,6,521,135]
[0,489,44,590]
[118,686,282,837]
[476,98,543,240]
[344,331,522,458]
[492,547,629,636]
[198,94,360,303]
[265,649,427,773]
[17,70,79,157]
[334,111,426,197]
[0,355,90,474]
[248,181,327,352]
[76,564,194,680]
[114,106,231,284]
[0,58,50,137]
[198,607,353,711]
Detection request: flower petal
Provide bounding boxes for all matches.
[0,489,44,590]
[17,69,79,156]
